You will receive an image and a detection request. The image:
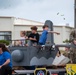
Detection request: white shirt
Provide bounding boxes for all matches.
[20,37,25,46]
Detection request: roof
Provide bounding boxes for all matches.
[54,25,74,29]
[0,16,74,28]
[17,17,44,24]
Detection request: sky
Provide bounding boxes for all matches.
[0,0,74,27]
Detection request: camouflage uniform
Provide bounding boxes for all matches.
[69,29,76,63]
[69,29,76,42]
[69,48,76,63]
[69,42,76,63]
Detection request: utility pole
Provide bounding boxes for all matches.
[74,0,76,28]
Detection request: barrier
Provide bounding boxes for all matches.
[14,68,66,75]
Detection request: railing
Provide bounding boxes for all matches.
[13,68,66,75]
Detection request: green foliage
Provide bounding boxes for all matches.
[63,39,71,43]
[67,73,70,75]
[0,40,10,45]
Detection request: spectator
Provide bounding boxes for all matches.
[19,31,27,46]
[0,43,12,75]
[26,26,39,46]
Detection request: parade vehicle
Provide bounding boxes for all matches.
[8,20,75,75]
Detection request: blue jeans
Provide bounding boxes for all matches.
[27,40,37,46]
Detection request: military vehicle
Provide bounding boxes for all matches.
[9,20,59,67]
[9,20,70,75]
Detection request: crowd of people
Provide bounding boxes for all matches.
[0,25,76,75]
[0,25,60,75]
[15,25,60,46]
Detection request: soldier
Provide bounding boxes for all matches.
[65,29,76,63]
[69,29,76,42]
[69,38,76,63]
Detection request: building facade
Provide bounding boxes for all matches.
[0,16,74,44]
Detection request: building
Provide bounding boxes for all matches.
[0,16,74,44]
[0,16,43,40]
[54,25,73,44]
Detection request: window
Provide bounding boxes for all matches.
[26,31,31,36]
[0,31,11,40]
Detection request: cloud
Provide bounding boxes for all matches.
[0,0,74,26]
[0,0,21,9]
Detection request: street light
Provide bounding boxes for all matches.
[74,0,76,28]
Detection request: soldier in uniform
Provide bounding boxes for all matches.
[64,29,76,63]
[68,29,76,63]
[69,38,76,63]
[69,29,76,42]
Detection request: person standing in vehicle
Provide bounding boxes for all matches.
[26,26,39,46]
[39,25,60,45]
[19,31,27,46]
